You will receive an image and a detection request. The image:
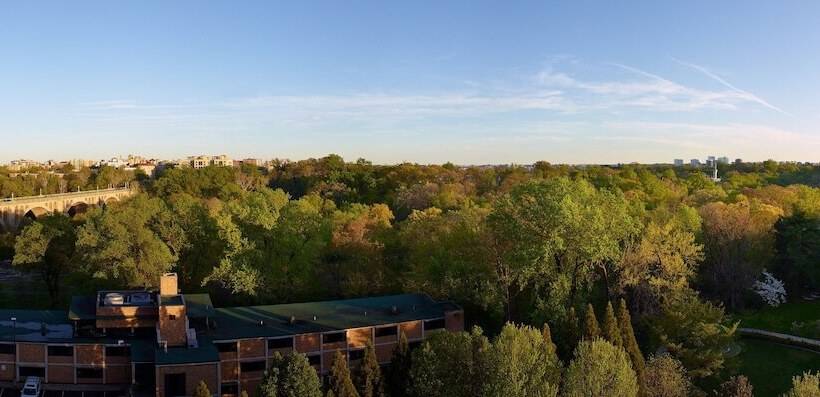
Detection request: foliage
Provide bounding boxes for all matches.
[562,339,639,397]
[643,354,690,397]
[329,351,360,397]
[651,290,737,380]
[583,304,601,341]
[410,327,490,397]
[258,352,323,397]
[76,194,180,287]
[193,380,211,397]
[783,372,820,397]
[617,299,645,383]
[484,324,561,397]
[717,376,754,397]
[386,331,412,397]
[602,301,623,347]
[773,211,820,295]
[355,341,384,397]
[12,214,77,305]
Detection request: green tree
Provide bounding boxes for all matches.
[257,352,323,397]
[485,323,561,397]
[602,302,623,348]
[487,178,639,321]
[13,214,77,306]
[783,372,820,397]
[355,341,384,397]
[643,354,690,397]
[410,327,490,397]
[617,299,645,383]
[718,376,754,397]
[650,290,736,380]
[583,304,601,341]
[329,351,359,397]
[774,211,820,295]
[542,323,557,358]
[387,331,412,397]
[77,194,179,287]
[193,381,211,397]
[562,339,639,397]
[619,220,703,316]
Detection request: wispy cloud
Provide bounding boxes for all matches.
[671,57,790,115]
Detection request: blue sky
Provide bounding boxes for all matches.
[1,1,819,164]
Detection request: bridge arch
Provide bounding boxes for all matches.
[67,201,91,217]
[104,196,119,206]
[24,207,51,221]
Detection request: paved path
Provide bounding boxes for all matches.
[738,327,820,352]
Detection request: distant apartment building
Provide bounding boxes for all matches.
[70,159,95,171]
[673,159,684,167]
[6,160,43,171]
[188,155,233,169]
[234,158,262,167]
[717,156,729,165]
[0,273,463,397]
[690,159,701,167]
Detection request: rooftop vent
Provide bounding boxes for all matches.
[289,316,296,325]
[390,305,399,315]
[258,320,265,327]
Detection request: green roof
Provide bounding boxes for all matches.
[208,293,460,340]
[155,336,219,365]
[68,296,97,321]
[0,309,74,342]
[184,294,215,318]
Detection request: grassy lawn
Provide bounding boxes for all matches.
[735,300,820,339]
[737,339,820,397]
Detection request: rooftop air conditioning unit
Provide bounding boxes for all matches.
[105,293,124,306]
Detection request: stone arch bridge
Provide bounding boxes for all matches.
[0,187,134,232]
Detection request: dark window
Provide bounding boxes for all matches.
[0,344,16,354]
[267,337,293,350]
[323,332,346,344]
[221,383,239,395]
[349,349,365,361]
[48,345,73,357]
[307,354,321,366]
[106,346,130,356]
[375,326,398,338]
[19,367,45,377]
[215,342,237,353]
[240,360,266,372]
[424,318,445,331]
[169,315,177,320]
[77,368,104,379]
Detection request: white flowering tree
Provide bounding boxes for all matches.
[752,271,787,307]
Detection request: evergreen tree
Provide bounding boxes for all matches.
[602,302,623,347]
[617,299,645,379]
[258,352,322,397]
[325,391,336,397]
[562,339,638,397]
[193,381,211,397]
[356,341,384,397]
[330,351,360,397]
[542,323,558,358]
[583,304,601,340]
[387,331,412,397]
[564,307,581,355]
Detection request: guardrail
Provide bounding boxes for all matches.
[0,187,131,204]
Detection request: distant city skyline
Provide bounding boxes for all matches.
[2,1,820,164]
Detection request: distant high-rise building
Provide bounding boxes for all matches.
[690,159,701,167]
[674,159,684,167]
[718,156,729,164]
[187,155,233,169]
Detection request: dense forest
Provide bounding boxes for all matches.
[2,156,820,396]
